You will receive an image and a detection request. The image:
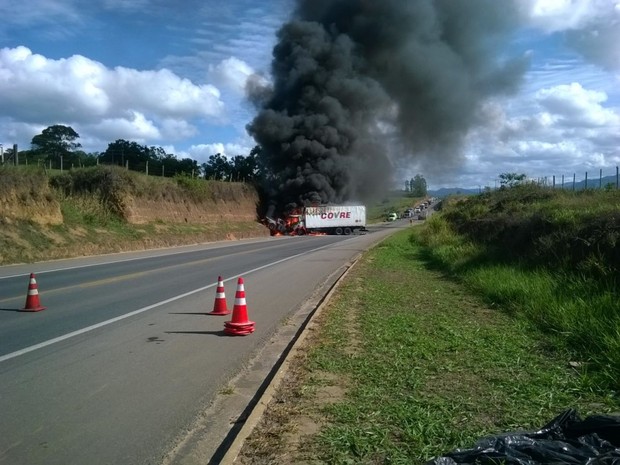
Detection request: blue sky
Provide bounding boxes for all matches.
[0,0,619,189]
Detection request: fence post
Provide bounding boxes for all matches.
[600,168,603,189]
[617,166,619,189]
[553,175,555,188]
[585,171,588,189]
[561,174,564,190]
[573,173,576,191]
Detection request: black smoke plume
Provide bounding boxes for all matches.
[248,0,527,215]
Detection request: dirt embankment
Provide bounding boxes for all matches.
[0,166,269,265]
[123,181,260,225]
[0,170,63,226]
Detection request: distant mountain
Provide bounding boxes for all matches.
[429,174,619,198]
[428,187,480,197]
[555,174,618,191]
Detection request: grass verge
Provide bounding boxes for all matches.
[237,229,619,464]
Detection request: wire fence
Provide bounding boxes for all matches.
[531,166,619,190]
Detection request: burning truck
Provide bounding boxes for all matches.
[263,205,367,236]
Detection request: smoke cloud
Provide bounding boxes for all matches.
[248,0,527,214]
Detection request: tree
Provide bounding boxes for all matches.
[230,154,258,182]
[101,139,152,169]
[175,157,200,177]
[499,172,527,188]
[201,153,232,180]
[409,174,428,197]
[31,125,81,168]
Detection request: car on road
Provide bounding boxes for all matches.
[387,212,398,221]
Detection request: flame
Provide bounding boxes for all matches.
[264,207,318,236]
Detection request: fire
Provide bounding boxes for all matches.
[263,208,305,236]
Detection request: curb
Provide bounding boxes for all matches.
[218,254,361,464]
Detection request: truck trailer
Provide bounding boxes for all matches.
[265,205,367,236]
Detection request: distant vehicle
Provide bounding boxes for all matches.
[387,212,398,221]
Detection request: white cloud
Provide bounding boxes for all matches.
[455,74,620,188]
[535,82,619,127]
[520,0,620,70]
[91,111,160,141]
[159,119,198,140]
[0,46,225,150]
[208,57,255,94]
[188,142,253,164]
[520,0,618,32]
[108,66,223,118]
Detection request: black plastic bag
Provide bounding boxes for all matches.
[426,409,620,464]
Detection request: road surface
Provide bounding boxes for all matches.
[0,221,410,464]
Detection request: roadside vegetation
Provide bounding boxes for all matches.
[238,184,620,464]
[421,184,620,390]
[0,165,265,265]
[367,192,425,223]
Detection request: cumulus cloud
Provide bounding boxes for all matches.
[535,82,619,127]
[520,0,612,31]
[88,111,161,142]
[188,141,253,164]
[437,1,620,188]
[0,46,225,149]
[208,57,255,94]
[520,0,620,70]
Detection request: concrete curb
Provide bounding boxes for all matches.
[219,254,361,464]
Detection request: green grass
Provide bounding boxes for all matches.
[416,204,620,391]
[367,192,424,223]
[291,230,618,464]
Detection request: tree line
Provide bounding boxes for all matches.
[3,124,432,194]
[3,124,262,182]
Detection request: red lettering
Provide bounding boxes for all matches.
[318,211,352,220]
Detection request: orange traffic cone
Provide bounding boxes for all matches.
[223,277,255,336]
[207,276,230,315]
[21,273,46,312]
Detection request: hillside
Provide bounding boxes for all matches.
[420,185,620,390]
[0,165,269,265]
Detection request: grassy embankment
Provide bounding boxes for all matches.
[366,192,424,222]
[0,165,265,265]
[239,184,620,464]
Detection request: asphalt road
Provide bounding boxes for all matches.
[0,221,409,465]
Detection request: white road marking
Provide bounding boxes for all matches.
[0,240,341,363]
